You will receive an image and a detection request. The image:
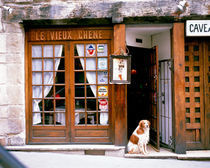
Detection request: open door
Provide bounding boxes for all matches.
[149,46,160,151]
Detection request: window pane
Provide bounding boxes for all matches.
[32,99,42,111]
[87,99,96,111]
[56,113,65,125]
[55,86,65,97]
[56,99,65,110]
[32,46,42,58]
[32,59,42,71]
[86,58,96,70]
[45,86,53,98]
[87,113,96,125]
[44,99,54,111]
[97,44,107,56]
[44,45,53,57]
[44,72,54,84]
[75,113,85,125]
[55,45,64,57]
[44,59,54,71]
[44,113,54,125]
[86,44,96,56]
[98,71,108,84]
[87,85,96,97]
[99,112,108,125]
[75,85,84,97]
[33,113,42,125]
[32,72,42,84]
[75,44,84,56]
[98,58,108,70]
[55,72,65,84]
[57,58,65,70]
[75,58,83,70]
[86,72,96,84]
[98,99,108,111]
[75,99,85,111]
[75,72,84,83]
[33,86,42,98]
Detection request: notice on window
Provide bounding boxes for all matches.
[113,58,127,81]
[99,99,108,111]
[98,86,108,97]
[98,58,107,70]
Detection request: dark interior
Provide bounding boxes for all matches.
[127,46,151,138]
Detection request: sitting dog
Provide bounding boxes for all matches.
[127,120,150,155]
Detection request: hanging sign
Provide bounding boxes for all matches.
[186,20,210,36]
[98,86,108,97]
[110,55,131,84]
[99,99,108,111]
[86,44,96,56]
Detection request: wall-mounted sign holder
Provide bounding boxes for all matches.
[110,54,131,84]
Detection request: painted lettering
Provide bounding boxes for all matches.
[67,31,72,39]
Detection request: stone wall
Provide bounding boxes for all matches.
[0,0,209,145]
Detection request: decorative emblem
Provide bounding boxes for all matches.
[87,44,95,56]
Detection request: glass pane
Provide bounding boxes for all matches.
[86,72,96,84]
[44,72,54,84]
[32,86,42,98]
[87,113,96,125]
[185,46,189,51]
[44,59,54,71]
[97,44,108,56]
[98,71,108,84]
[185,77,189,82]
[194,55,199,61]
[99,112,108,125]
[98,58,108,70]
[75,113,85,125]
[98,99,108,111]
[75,44,84,56]
[185,87,190,92]
[186,117,190,123]
[195,97,200,102]
[75,85,84,97]
[44,113,54,125]
[185,56,189,62]
[86,44,96,56]
[44,45,53,57]
[55,72,65,84]
[195,107,200,113]
[195,118,200,123]
[186,108,190,113]
[45,86,53,98]
[56,99,65,110]
[86,58,96,70]
[194,66,200,72]
[55,45,64,57]
[75,72,84,83]
[56,113,65,125]
[33,113,42,125]
[32,72,42,84]
[75,58,83,70]
[32,99,42,111]
[75,99,85,111]
[185,97,190,102]
[87,99,96,111]
[87,85,96,97]
[194,87,200,92]
[193,45,199,51]
[55,86,65,97]
[44,99,54,111]
[32,45,42,58]
[32,59,42,71]
[185,66,189,72]
[194,76,200,82]
[56,58,65,70]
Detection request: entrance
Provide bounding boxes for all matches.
[184,38,210,149]
[127,46,159,150]
[26,28,113,144]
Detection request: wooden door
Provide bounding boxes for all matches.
[204,40,210,149]
[149,46,160,151]
[69,41,112,143]
[184,39,210,149]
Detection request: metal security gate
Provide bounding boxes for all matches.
[159,59,173,149]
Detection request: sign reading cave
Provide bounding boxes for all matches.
[186,20,210,36]
[28,28,112,41]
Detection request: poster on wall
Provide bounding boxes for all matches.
[110,55,131,84]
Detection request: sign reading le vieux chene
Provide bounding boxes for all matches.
[186,20,210,36]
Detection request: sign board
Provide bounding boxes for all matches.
[186,20,210,36]
[110,55,131,84]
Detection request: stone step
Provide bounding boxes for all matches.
[6,145,125,157]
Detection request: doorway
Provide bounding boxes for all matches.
[127,46,159,150]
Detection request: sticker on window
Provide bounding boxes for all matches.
[98,58,107,70]
[86,44,96,56]
[99,99,108,111]
[97,44,105,53]
[98,86,108,97]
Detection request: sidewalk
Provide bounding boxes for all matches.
[6,144,210,160]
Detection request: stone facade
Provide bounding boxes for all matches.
[0,0,209,145]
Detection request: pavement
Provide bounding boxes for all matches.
[9,151,210,168]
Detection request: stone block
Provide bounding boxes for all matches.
[8,136,25,146]
[0,119,8,135]
[0,137,7,146]
[0,54,6,63]
[0,34,6,53]
[0,85,8,105]
[7,85,24,105]
[0,105,8,118]
[0,64,7,85]
[7,64,24,84]
[6,53,24,63]
[105,148,125,157]
[6,33,24,53]
[8,105,25,118]
[7,119,23,134]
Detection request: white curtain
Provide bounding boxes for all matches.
[76,44,108,125]
[32,45,63,125]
